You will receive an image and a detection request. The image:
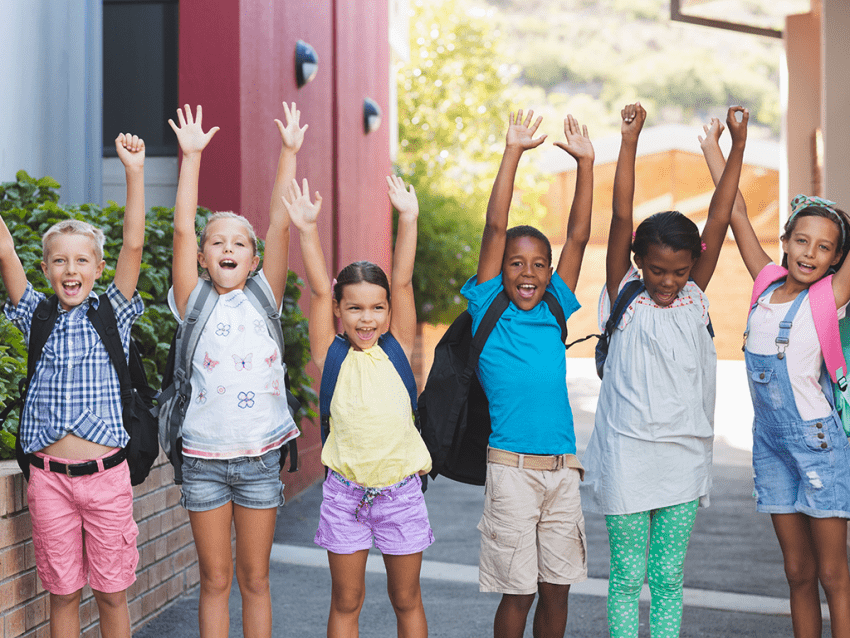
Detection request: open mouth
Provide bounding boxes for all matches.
[517,283,536,299]
[62,281,82,295]
[220,259,238,270]
[654,291,675,305]
[355,328,376,342]
[797,261,816,274]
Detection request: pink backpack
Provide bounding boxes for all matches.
[749,264,850,434]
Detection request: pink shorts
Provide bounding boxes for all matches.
[27,450,139,595]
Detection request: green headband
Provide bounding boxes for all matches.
[789,194,844,244]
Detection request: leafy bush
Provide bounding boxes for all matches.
[0,171,315,459]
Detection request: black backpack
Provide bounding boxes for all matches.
[7,293,159,486]
[418,290,566,486]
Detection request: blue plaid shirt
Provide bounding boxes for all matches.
[4,282,144,453]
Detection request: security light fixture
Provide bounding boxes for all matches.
[364,98,381,133]
[295,40,318,87]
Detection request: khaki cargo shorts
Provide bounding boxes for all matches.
[478,448,587,595]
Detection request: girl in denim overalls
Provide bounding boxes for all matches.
[702,123,850,637]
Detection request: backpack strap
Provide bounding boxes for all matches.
[607,280,645,335]
[809,275,848,387]
[542,291,567,344]
[750,263,788,309]
[15,295,62,478]
[378,332,419,417]
[86,294,132,415]
[244,276,285,359]
[319,335,352,445]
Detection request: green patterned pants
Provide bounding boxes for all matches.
[604,499,699,638]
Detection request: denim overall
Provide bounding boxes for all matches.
[744,282,850,518]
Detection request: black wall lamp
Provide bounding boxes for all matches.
[363,98,381,133]
[295,40,318,87]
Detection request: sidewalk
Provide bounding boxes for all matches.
[134,359,808,637]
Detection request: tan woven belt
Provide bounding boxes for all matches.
[488,447,571,471]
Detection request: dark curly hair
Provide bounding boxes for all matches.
[505,225,552,265]
[632,211,701,261]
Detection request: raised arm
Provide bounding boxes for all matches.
[0,215,27,307]
[607,103,645,302]
[112,133,146,300]
[690,106,748,290]
[167,105,219,319]
[283,178,335,372]
[698,116,768,280]
[553,114,594,291]
[478,110,546,284]
[264,102,308,308]
[387,175,419,358]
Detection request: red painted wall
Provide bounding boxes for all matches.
[334,0,393,275]
[178,0,393,495]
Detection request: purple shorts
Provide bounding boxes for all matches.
[314,471,434,555]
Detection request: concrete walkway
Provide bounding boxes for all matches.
[134,359,818,637]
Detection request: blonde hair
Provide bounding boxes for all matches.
[42,220,105,262]
[199,212,258,256]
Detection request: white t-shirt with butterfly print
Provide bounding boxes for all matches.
[167,270,299,459]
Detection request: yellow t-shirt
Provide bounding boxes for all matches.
[321,343,432,487]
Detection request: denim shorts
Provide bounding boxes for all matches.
[180,448,285,512]
[753,411,850,518]
[314,471,434,555]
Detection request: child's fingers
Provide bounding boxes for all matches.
[289,178,302,199]
[523,110,534,128]
[529,115,543,136]
[167,119,179,135]
[194,105,202,127]
[516,109,523,125]
[582,124,589,139]
[282,101,291,122]
[407,183,415,196]
[175,107,187,128]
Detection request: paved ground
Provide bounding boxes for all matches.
[134,360,827,637]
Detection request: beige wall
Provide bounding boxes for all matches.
[821,0,850,209]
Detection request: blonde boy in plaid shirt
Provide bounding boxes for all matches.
[0,133,146,638]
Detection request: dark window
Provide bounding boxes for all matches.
[103,0,178,156]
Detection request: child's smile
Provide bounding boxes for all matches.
[333,281,390,351]
[198,217,260,294]
[781,215,841,287]
[634,244,696,308]
[501,235,552,311]
[41,234,105,311]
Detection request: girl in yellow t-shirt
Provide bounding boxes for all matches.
[285,174,432,637]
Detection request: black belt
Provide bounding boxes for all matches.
[29,448,127,477]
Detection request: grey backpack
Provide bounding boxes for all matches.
[155,277,299,484]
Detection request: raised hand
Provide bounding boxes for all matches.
[386,175,418,220]
[621,102,646,143]
[115,133,145,170]
[275,101,308,153]
[554,114,594,163]
[505,109,546,152]
[726,106,749,146]
[168,105,219,156]
[283,178,322,230]
[698,117,724,152]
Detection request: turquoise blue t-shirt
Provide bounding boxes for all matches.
[461,272,580,455]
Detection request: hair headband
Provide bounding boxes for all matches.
[789,194,845,244]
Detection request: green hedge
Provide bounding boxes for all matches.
[0,171,316,459]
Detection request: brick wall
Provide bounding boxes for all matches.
[0,452,199,638]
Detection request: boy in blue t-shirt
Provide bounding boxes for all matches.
[462,109,594,638]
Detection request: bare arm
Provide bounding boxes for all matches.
[167,105,219,319]
[0,216,27,307]
[607,103,645,302]
[553,115,594,291]
[112,133,146,300]
[283,178,335,372]
[478,110,546,284]
[264,102,308,308]
[386,175,419,358]
[698,117,768,280]
[690,106,749,290]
